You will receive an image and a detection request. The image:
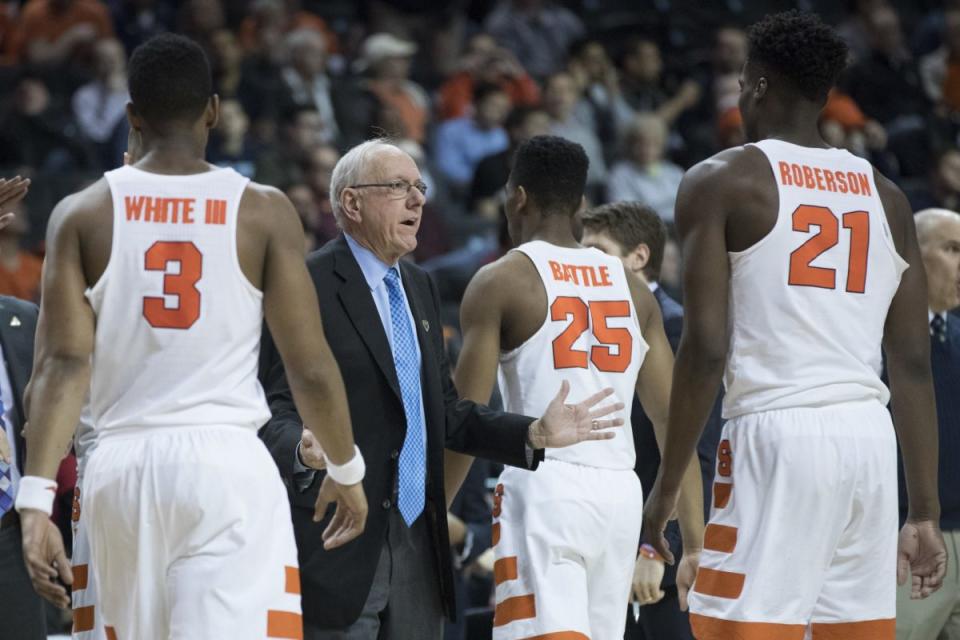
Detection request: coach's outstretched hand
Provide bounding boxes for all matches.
[898,520,948,599]
[20,508,72,609]
[314,475,368,551]
[527,380,624,449]
[0,176,29,229]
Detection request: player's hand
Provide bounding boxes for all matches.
[898,520,948,599]
[298,427,327,470]
[529,381,624,449]
[0,175,29,230]
[632,555,665,606]
[20,509,72,609]
[313,474,368,550]
[676,550,700,611]
[642,479,679,565]
[0,428,10,464]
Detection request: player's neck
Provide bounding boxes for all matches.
[755,110,829,149]
[527,218,580,249]
[134,138,212,175]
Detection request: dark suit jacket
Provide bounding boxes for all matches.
[259,235,536,629]
[0,296,37,473]
[633,286,723,586]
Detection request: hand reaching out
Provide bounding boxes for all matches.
[0,176,29,230]
[528,380,625,449]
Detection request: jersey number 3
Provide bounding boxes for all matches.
[142,241,202,329]
[551,297,632,372]
[788,204,869,293]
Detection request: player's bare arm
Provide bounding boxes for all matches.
[19,187,105,608]
[251,183,368,550]
[875,171,947,599]
[643,154,739,555]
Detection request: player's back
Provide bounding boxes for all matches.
[723,139,908,418]
[85,164,270,437]
[498,240,647,469]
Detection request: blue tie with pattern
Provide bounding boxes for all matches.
[384,267,426,525]
[0,400,13,519]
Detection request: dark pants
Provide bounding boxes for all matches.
[624,587,695,640]
[0,520,47,640]
[306,508,444,640]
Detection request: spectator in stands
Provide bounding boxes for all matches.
[485,0,586,81]
[280,29,339,145]
[437,33,539,121]
[544,71,607,198]
[254,105,326,187]
[72,37,128,170]
[568,38,634,141]
[617,37,701,130]
[908,149,960,213]
[0,2,19,64]
[113,0,175,53]
[607,114,684,222]
[208,99,256,178]
[0,203,41,302]
[434,83,511,191]
[303,144,341,246]
[286,182,321,253]
[210,28,244,99]
[0,75,90,171]
[919,9,960,113]
[12,0,113,68]
[470,105,551,220]
[178,0,225,53]
[237,0,338,56]
[894,208,960,640]
[836,0,889,63]
[357,32,429,144]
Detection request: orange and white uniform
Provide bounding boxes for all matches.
[689,140,908,640]
[493,241,647,639]
[80,166,301,640]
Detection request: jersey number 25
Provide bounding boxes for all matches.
[551,297,632,373]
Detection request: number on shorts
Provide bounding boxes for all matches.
[788,205,870,293]
[142,241,203,329]
[551,297,632,373]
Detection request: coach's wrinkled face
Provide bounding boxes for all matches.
[343,147,426,265]
[920,213,960,313]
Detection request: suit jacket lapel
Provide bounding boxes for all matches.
[332,237,402,401]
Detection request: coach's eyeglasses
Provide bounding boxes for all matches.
[348,179,428,199]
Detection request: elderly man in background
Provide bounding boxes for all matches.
[259,138,624,640]
[896,209,960,640]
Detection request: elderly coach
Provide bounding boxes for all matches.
[259,138,622,639]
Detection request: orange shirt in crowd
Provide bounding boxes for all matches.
[438,71,541,120]
[944,62,960,113]
[237,10,339,53]
[0,251,43,302]
[11,0,114,61]
[367,80,428,143]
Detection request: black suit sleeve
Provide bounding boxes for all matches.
[424,272,538,469]
[257,325,305,481]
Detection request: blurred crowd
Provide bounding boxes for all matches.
[0,1,957,635]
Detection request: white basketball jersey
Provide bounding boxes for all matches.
[497,241,648,469]
[722,140,908,418]
[85,165,270,438]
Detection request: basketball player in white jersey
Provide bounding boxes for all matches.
[15,34,369,639]
[644,11,947,640]
[452,135,704,639]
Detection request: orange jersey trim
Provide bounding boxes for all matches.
[285,566,301,595]
[494,556,519,585]
[73,606,95,632]
[693,567,746,599]
[494,594,536,627]
[811,619,894,640]
[690,613,805,640]
[267,610,303,639]
[704,524,738,553]
[72,564,89,591]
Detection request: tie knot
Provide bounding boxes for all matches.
[384,267,400,287]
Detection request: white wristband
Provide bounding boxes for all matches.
[325,445,365,485]
[14,475,57,516]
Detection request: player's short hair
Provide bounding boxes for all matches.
[580,202,666,280]
[129,34,212,126]
[747,10,848,102]
[510,136,588,216]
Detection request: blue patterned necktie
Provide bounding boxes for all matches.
[384,267,426,525]
[0,400,13,519]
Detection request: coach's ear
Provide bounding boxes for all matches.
[205,94,220,130]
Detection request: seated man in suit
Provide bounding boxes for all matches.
[259,137,624,640]
[580,201,723,639]
[895,208,960,640]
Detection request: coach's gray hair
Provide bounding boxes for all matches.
[329,138,397,228]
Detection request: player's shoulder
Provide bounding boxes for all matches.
[47,177,112,236]
[463,250,538,307]
[682,144,768,188]
[240,180,292,210]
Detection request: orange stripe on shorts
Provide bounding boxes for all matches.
[494,556,518,585]
[703,524,738,553]
[73,606,95,632]
[693,567,746,599]
[492,522,501,546]
[493,594,536,627]
[267,610,303,639]
[690,613,805,640]
[72,564,89,590]
[811,618,895,640]
[105,626,118,640]
[525,633,590,639]
[713,482,732,509]
[285,566,301,595]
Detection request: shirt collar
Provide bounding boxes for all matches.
[647,281,660,293]
[929,309,948,327]
[345,233,397,291]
